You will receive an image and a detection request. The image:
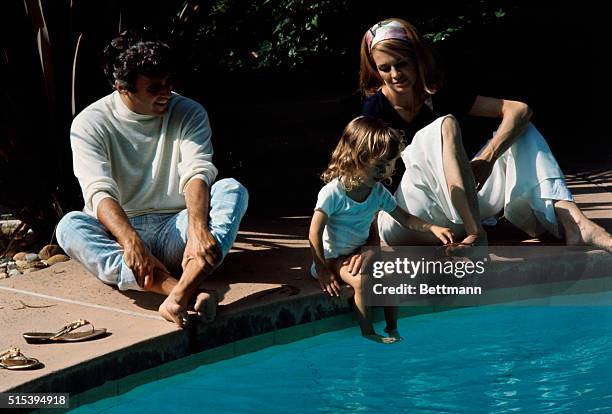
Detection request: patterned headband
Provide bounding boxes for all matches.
[365,20,410,52]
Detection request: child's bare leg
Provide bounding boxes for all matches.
[330,258,397,344]
[383,306,402,340]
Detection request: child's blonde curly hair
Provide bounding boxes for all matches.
[322,116,404,191]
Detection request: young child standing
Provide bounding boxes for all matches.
[309,116,455,343]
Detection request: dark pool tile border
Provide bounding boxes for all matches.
[233,331,276,356]
[313,314,355,335]
[185,291,353,353]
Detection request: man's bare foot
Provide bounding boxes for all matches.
[446,232,488,258]
[384,327,403,341]
[363,333,399,344]
[193,289,219,323]
[159,294,188,327]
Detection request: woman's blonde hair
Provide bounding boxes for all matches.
[359,18,441,99]
[322,116,404,191]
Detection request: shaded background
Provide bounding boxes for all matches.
[0,0,606,245]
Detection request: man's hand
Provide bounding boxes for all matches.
[123,237,168,289]
[470,157,494,192]
[182,179,220,275]
[96,197,168,289]
[182,227,222,275]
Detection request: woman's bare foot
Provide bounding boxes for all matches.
[159,294,188,327]
[363,333,399,344]
[193,289,219,323]
[556,201,612,253]
[384,327,403,341]
[564,219,612,252]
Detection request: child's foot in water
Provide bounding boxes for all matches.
[363,333,399,344]
[384,327,403,341]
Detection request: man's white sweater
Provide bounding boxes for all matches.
[70,91,217,218]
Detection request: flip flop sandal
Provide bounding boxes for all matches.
[23,319,107,344]
[0,347,41,370]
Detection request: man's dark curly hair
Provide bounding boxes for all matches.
[103,32,173,92]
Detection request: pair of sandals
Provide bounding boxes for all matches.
[1,319,106,370]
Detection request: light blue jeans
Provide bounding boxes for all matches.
[56,178,248,291]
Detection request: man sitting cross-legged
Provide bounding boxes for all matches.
[56,35,248,326]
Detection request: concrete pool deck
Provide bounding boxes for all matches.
[2,165,612,408]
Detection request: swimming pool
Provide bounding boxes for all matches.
[72,292,612,413]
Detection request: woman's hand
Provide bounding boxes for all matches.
[430,225,455,245]
[317,267,342,297]
[470,157,494,192]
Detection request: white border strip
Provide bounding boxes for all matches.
[0,286,164,321]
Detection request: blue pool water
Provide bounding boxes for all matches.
[73,293,612,413]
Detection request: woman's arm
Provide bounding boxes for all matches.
[468,96,533,190]
[388,206,431,232]
[388,206,454,244]
[468,96,532,161]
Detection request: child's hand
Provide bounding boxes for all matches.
[317,268,342,297]
[430,225,454,245]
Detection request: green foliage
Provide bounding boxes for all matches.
[421,6,509,43]
[177,0,515,74]
[185,0,350,72]
[256,0,349,68]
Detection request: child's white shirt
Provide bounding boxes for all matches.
[315,178,397,259]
